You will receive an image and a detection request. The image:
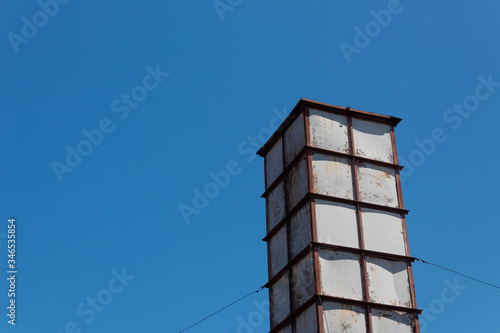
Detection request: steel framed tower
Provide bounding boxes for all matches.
[258,99,421,333]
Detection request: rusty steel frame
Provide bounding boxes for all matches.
[347,114,374,333]
[265,241,418,292]
[261,146,404,197]
[391,126,421,332]
[262,99,420,333]
[257,98,402,158]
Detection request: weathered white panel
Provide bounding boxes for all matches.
[323,301,367,333]
[284,113,306,166]
[295,304,317,333]
[267,181,286,232]
[270,275,291,328]
[319,250,363,300]
[269,225,288,278]
[357,162,398,208]
[371,309,414,333]
[292,253,315,310]
[290,203,311,259]
[265,137,283,188]
[312,154,353,200]
[308,109,349,154]
[362,208,406,255]
[352,118,394,163]
[287,155,309,209]
[366,257,412,308]
[315,200,359,249]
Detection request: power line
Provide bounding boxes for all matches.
[416,258,500,290]
[177,285,266,333]
[178,258,500,332]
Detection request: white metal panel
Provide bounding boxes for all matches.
[287,155,309,209]
[295,304,317,333]
[357,162,398,208]
[352,118,394,163]
[371,309,414,333]
[362,208,406,255]
[319,250,363,300]
[315,200,359,249]
[290,203,311,259]
[312,154,354,200]
[308,108,349,154]
[270,274,291,328]
[366,256,412,308]
[265,137,283,188]
[269,225,288,278]
[267,181,286,232]
[292,253,315,310]
[322,301,367,333]
[284,113,306,166]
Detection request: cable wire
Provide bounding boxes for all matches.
[178,258,500,332]
[416,258,500,290]
[177,285,266,333]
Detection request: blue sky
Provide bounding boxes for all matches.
[1,0,500,332]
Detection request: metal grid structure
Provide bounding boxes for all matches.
[258,99,422,333]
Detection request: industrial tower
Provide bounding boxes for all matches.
[258,99,421,333]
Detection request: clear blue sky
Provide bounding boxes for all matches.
[1,1,500,332]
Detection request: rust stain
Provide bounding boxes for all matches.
[340,321,352,332]
[356,148,366,157]
[344,142,350,153]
